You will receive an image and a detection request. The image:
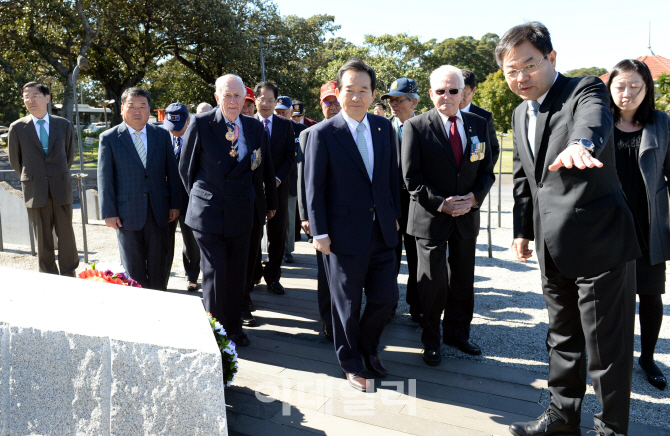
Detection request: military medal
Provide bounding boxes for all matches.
[225,130,235,141]
[250,148,262,170]
[470,141,478,162]
[230,149,238,157]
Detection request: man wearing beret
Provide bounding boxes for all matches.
[381,78,421,324]
[163,102,201,291]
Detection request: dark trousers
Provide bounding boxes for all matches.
[245,211,264,304]
[323,221,398,374]
[316,247,332,327]
[396,187,419,314]
[416,230,476,351]
[541,246,635,436]
[264,183,289,283]
[26,192,79,277]
[117,200,168,290]
[165,213,201,287]
[193,229,250,335]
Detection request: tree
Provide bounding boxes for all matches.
[424,33,500,84]
[564,67,608,78]
[656,72,670,113]
[472,70,522,133]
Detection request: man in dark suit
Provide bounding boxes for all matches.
[162,103,200,291]
[180,74,269,346]
[274,96,306,264]
[252,82,296,295]
[402,67,495,365]
[8,81,78,276]
[497,23,639,436]
[459,69,500,166]
[297,81,342,341]
[98,87,181,290]
[306,58,401,392]
[381,77,421,323]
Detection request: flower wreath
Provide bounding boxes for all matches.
[208,313,239,387]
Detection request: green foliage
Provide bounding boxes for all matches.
[424,33,500,84]
[564,67,608,78]
[472,70,522,133]
[656,72,670,113]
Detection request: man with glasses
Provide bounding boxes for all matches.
[460,69,500,165]
[381,78,421,323]
[180,74,269,347]
[297,80,342,341]
[252,81,296,296]
[497,22,639,436]
[402,66,495,366]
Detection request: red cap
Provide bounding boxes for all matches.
[320,81,337,101]
[245,86,255,103]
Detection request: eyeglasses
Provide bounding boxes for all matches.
[434,88,460,96]
[504,56,547,79]
[258,98,276,105]
[388,97,411,106]
[322,101,340,107]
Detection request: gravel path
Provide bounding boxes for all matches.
[1,183,668,429]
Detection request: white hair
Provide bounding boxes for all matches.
[406,92,420,101]
[429,66,465,90]
[215,74,245,95]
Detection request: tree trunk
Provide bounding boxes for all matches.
[61,73,75,124]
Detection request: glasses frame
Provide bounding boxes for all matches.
[434,88,461,96]
[505,56,547,79]
[322,100,340,107]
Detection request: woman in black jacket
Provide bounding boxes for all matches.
[607,59,669,390]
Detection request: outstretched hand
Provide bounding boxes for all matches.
[548,143,602,171]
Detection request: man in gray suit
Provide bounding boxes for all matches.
[98,87,181,290]
[498,22,639,436]
[8,81,78,276]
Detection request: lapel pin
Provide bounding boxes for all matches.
[377,127,381,131]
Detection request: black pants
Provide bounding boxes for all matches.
[165,212,201,287]
[245,211,264,305]
[541,246,635,436]
[264,183,289,283]
[193,229,250,335]
[416,230,476,351]
[396,187,419,314]
[316,247,332,327]
[323,221,398,374]
[27,191,79,277]
[117,200,168,290]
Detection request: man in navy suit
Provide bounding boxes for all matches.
[98,87,181,290]
[305,58,401,392]
[180,74,269,346]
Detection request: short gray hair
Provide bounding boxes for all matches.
[429,66,464,90]
[406,92,420,102]
[215,74,245,95]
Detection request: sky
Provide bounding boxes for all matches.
[272,0,670,73]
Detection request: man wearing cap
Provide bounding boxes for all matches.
[98,87,181,290]
[180,74,269,347]
[402,66,495,365]
[241,87,256,117]
[291,100,317,127]
[252,81,296,295]
[274,96,307,264]
[381,77,421,323]
[297,80,341,341]
[163,103,201,291]
[460,69,500,165]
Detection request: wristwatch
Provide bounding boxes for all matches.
[571,138,595,155]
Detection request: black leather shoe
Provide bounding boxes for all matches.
[186,282,199,292]
[639,358,667,390]
[444,338,482,356]
[283,253,295,263]
[344,372,370,392]
[422,349,441,366]
[509,408,580,436]
[229,332,250,347]
[322,324,334,341]
[307,237,313,243]
[267,281,285,295]
[241,311,256,327]
[360,350,387,378]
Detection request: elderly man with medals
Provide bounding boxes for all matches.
[180,73,271,346]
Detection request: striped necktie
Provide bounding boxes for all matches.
[37,119,48,154]
[133,131,147,167]
[355,123,372,180]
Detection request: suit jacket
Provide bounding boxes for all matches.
[297,125,315,221]
[469,104,501,166]
[288,120,307,197]
[636,110,670,265]
[255,114,295,185]
[98,122,180,231]
[402,108,495,240]
[252,129,278,223]
[181,109,268,237]
[8,114,75,208]
[512,73,640,277]
[305,112,401,255]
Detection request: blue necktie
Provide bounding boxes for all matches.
[37,119,48,154]
[355,123,372,180]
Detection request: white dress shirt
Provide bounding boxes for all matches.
[438,110,467,154]
[126,124,148,156]
[31,113,50,142]
[461,103,472,113]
